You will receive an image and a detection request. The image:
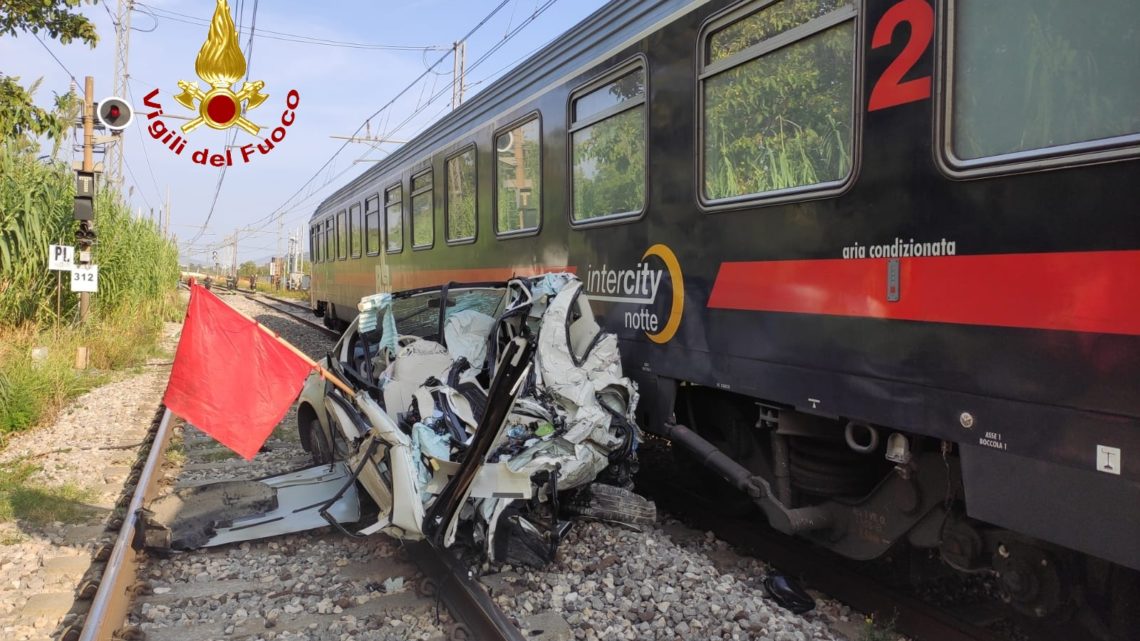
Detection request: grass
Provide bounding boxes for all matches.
[198,448,240,462]
[165,439,186,466]
[857,613,898,641]
[0,293,179,448]
[255,281,309,301]
[0,460,98,526]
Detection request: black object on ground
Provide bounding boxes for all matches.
[763,573,816,614]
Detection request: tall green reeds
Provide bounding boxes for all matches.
[0,142,179,325]
[0,141,180,442]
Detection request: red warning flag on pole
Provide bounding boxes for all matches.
[163,284,315,460]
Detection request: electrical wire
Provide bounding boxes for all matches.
[134,3,448,51]
[246,0,514,231]
[240,0,559,242]
[31,34,78,84]
[125,83,165,210]
[370,0,561,151]
[123,156,155,211]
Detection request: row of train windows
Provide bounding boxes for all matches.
[311,0,1140,262]
[310,63,646,262]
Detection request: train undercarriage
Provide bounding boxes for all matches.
[656,384,1139,640]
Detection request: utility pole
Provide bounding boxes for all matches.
[276,215,284,282]
[107,0,132,187]
[164,187,171,239]
[452,40,466,109]
[232,228,240,279]
[77,76,96,324]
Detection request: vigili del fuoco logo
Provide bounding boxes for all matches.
[141,0,299,166]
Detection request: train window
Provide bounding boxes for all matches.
[700,0,856,204]
[446,146,477,243]
[494,116,541,235]
[411,170,433,249]
[364,195,380,256]
[310,225,319,263]
[324,218,333,262]
[336,210,347,260]
[944,0,1140,170]
[570,63,646,223]
[349,203,362,259]
[385,184,403,253]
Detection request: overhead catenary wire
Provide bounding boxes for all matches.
[344,0,561,167]
[233,0,560,244]
[125,83,165,211]
[234,0,560,245]
[134,2,448,51]
[123,157,156,211]
[243,0,515,233]
[31,34,79,84]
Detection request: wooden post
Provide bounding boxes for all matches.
[78,76,94,323]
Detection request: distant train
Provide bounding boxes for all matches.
[308,0,1140,636]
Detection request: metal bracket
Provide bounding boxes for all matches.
[887,258,901,302]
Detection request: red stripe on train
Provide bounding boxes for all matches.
[707,250,1140,335]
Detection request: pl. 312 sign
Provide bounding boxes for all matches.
[47,244,99,293]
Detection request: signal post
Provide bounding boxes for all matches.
[77,77,95,324]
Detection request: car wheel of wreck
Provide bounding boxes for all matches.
[308,417,333,465]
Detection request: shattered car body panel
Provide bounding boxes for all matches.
[147,274,654,565]
[303,273,654,563]
[141,463,361,550]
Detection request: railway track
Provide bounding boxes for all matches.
[62,295,525,641]
[243,292,338,339]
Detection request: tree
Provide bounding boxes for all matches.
[702,1,854,199]
[0,0,98,147]
[237,261,258,278]
[0,0,99,45]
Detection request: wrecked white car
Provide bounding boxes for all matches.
[144,275,654,566]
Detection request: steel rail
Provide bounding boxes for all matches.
[74,301,521,641]
[243,293,340,339]
[408,542,526,641]
[258,292,311,312]
[77,407,174,641]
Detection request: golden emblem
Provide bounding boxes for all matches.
[174,0,268,135]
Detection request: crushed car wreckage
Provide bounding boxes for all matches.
[143,274,655,566]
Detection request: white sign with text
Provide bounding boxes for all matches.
[70,265,99,293]
[48,244,75,271]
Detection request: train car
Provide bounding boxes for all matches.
[308,0,1139,634]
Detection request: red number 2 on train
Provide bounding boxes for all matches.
[868,0,934,112]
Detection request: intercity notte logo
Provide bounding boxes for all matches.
[141,0,299,167]
[585,244,685,344]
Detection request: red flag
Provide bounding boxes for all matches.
[163,284,314,460]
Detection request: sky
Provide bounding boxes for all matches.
[1,0,609,265]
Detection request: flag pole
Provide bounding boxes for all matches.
[199,284,358,398]
[250,321,358,399]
